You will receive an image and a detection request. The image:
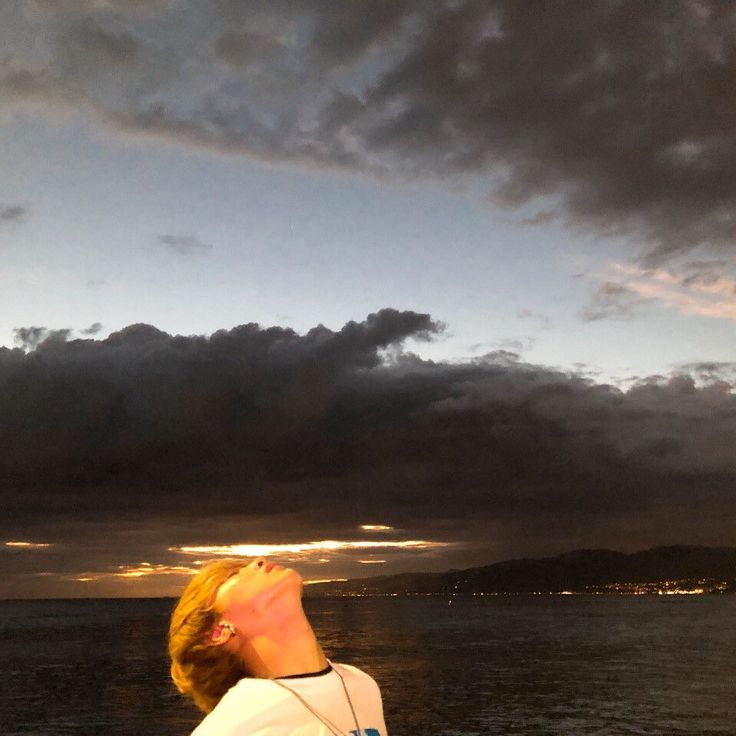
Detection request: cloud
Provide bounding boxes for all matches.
[677,360,736,387]
[81,321,103,335]
[581,260,736,321]
[579,280,653,322]
[515,211,558,227]
[2,308,736,596]
[2,2,735,260]
[468,338,534,356]
[516,309,552,330]
[0,205,27,224]
[171,538,450,557]
[3,540,52,549]
[13,325,72,350]
[157,234,214,256]
[26,0,170,18]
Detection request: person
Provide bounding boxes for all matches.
[168,556,388,735]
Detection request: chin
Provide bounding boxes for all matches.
[284,566,303,584]
[283,567,304,597]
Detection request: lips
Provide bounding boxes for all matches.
[265,562,275,573]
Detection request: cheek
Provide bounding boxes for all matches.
[219,578,263,617]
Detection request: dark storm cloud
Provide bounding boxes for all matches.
[13,326,72,351]
[678,360,736,387]
[2,309,735,570]
[157,234,213,256]
[3,1,735,260]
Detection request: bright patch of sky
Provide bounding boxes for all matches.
[1,114,734,385]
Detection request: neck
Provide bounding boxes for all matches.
[236,605,329,679]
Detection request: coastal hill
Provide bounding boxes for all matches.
[304,546,736,596]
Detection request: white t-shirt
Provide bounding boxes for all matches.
[191,659,387,736]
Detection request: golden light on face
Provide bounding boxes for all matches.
[213,558,303,635]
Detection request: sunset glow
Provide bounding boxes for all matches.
[114,563,200,578]
[303,578,349,585]
[4,541,51,549]
[599,262,736,322]
[170,539,452,557]
[68,563,201,583]
[2,0,735,607]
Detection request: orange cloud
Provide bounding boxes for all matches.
[608,262,736,320]
[69,562,200,583]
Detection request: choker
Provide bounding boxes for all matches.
[276,663,333,680]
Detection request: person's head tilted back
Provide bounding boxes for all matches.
[169,555,387,735]
[168,558,248,714]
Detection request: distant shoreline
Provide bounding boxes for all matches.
[2,589,735,602]
[4,545,736,601]
[304,545,736,597]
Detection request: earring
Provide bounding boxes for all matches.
[220,622,237,637]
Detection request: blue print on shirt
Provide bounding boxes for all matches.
[349,730,381,736]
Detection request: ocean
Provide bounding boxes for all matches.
[1,595,734,735]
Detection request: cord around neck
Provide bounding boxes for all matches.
[276,662,334,679]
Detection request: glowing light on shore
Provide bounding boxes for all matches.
[358,559,386,564]
[359,525,394,531]
[658,588,705,595]
[170,539,451,557]
[4,540,51,549]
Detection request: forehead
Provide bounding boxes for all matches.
[207,564,245,609]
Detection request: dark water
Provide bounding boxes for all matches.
[1,595,735,735]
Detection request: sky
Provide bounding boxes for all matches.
[1,0,735,598]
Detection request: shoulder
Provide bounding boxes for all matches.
[330,661,387,733]
[190,678,291,736]
[331,661,383,695]
[332,660,378,680]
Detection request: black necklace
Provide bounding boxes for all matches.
[276,663,334,679]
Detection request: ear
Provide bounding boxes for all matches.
[210,621,234,647]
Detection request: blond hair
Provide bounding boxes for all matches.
[168,558,250,713]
